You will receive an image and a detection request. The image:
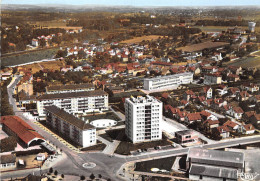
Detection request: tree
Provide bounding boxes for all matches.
[49,167,53,174]
[107,179,111,181]
[98,174,102,179]
[89,173,95,180]
[61,174,64,179]
[54,170,58,176]
[80,175,85,180]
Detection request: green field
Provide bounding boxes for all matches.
[2,48,59,67]
[224,56,260,68]
[193,26,260,32]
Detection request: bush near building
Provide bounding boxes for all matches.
[0,136,17,152]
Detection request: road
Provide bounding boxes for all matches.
[3,76,260,180]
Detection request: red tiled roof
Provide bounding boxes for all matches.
[187,113,201,121]
[185,90,194,95]
[200,110,211,117]
[244,124,255,131]
[216,125,230,133]
[203,119,219,125]
[244,111,256,118]
[1,116,44,145]
[233,107,244,114]
[223,120,238,129]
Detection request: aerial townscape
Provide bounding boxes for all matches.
[1,1,260,181]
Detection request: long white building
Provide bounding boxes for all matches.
[45,105,96,147]
[143,72,193,91]
[46,83,95,94]
[37,90,108,117]
[125,95,162,143]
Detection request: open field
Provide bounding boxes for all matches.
[224,56,260,68]
[29,20,67,28]
[2,48,59,67]
[120,35,162,44]
[19,60,65,74]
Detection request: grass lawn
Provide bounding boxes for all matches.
[223,56,260,68]
[2,48,58,67]
[115,133,172,155]
[135,156,176,172]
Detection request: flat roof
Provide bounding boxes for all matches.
[45,105,95,130]
[175,129,195,135]
[189,163,237,179]
[188,148,244,165]
[177,41,229,53]
[46,83,94,92]
[37,90,107,100]
[144,72,193,81]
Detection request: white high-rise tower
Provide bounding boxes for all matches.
[125,95,162,143]
[248,22,256,32]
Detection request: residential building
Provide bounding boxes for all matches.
[204,73,222,85]
[32,39,39,47]
[46,83,95,94]
[1,116,45,148]
[203,119,219,131]
[0,154,16,169]
[214,125,230,138]
[125,95,162,143]
[175,130,198,145]
[37,90,108,117]
[243,124,255,134]
[227,107,244,119]
[143,72,193,91]
[187,148,244,181]
[185,113,202,124]
[45,106,96,147]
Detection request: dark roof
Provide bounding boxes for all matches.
[0,154,16,164]
[46,83,94,92]
[45,105,95,130]
[175,129,195,136]
[188,148,244,169]
[189,164,237,179]
[37,90,107,100]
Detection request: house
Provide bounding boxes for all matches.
[203,119,220,131]
[226,73,240,82]
[236,91,250,101]
[0,154,16,169]
[185,113,202,124]
[243,124,255,134]
[243,111,256,120]
[249,114,260,126]
[204,73,222,85]
[200,110,212,120]
[203,86,213,99]
[32,39,39,47]
[227,107,244,119]
[249,95,260,103]
[164,105,180,118]
[176,110,188,122]
[229,87,241,97]
[216,85,228,96]
[183,90,195,101]
[1,72,12,81]
[223,120,239,132]
[211,98,227,110]
[214,125,230,138]
[241,83,259,93]
[175,130,198,145]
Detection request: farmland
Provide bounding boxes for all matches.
[224,56,260,68]
[1,48,59,67]
[193,26,260,32]
[120,35,163,44]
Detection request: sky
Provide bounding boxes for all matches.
[2,0,260,7]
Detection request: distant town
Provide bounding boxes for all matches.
[1,4,260,181]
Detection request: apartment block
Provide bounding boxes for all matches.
[37,90,108,117]
[45,105,96,147]
[46,83,95,94]
[125,95,162,143]
[143,72,193,91]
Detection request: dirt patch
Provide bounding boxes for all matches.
[135,156,176,172]
[120,35,163,44]
[81,143,106,152]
